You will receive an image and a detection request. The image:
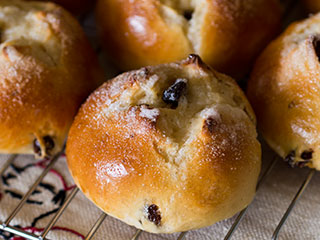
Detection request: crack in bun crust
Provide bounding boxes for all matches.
[95,0,282,79]
[66,55,261,233]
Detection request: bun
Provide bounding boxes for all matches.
[66,55,261,233]
[247,13,320,169]
[0,0,104,158]
[95,0,282,78]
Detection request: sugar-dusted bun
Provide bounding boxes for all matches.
[95,0,282,78]
[66,55,261,233]
[247,13,320,169]
[0,0,104,158]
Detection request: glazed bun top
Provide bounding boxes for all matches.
[0,0,103,157]
[96,0,282,78]
[66,55,261,233]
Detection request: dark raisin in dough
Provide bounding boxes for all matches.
[33,138,41,156]
[43,136,54,150]
[297,160,309,168]
[284,150,296,168]
[147,204,161,226]
[183,10,193,20]
[301,150,313,160]
[162,78,187,109]
[33,136,55,156]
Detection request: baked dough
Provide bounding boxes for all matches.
[95,0,282,78]
[0,0,104,158]
[247,13,320,169]
[67,55,261,233]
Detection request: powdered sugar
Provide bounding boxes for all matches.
[139,107,160,122]
[199,107,221,121]
[291,123,316,145]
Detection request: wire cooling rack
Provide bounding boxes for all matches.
[0,147,316,240]
[0,0,317,239]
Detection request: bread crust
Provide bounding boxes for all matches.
[247,13,320,169]
[95,0,282,78]
[67,55,261,233]
[0,0,104,157]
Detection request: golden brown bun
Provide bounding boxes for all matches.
[0,0,104,158]
[26,0,95,15]
[67,55,261,233]
[95,0,282,79]
[247,13,320,169]
[303,0,320,13]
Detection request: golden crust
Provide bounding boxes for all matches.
[95,0,282,78]
[247,13,320,169]
[66,55,261,233]
[0,0,104,157]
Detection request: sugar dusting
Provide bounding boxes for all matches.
[139,106,160,122]
[291,123,315,145]
[70,58,261,232]
[199,107,221,121]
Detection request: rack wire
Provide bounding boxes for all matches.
[0,0,317,239]
[0,150,316,240]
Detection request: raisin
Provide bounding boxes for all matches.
[301,150,313,160]
[147,204,161,226]
[284,150,295,168]
[43,135,55,154]
[162,78,187,109]
[33,138,41,156]
[297,161,309,168]
[183,10,193,20]
[33,136,55,157]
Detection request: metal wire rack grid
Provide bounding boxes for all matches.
[0,150,316,240]
[0,0,316,239]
